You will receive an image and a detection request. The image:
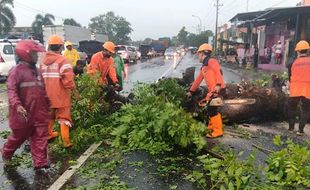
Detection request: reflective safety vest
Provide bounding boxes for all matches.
[290,56,310,99]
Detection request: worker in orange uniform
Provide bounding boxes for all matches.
[187,43,225,138]
[287,40,310,135]
[63,41,80,67]
[87,41,121,90]
[40,35,80,148]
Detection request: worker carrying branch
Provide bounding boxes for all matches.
[187,43,225,138]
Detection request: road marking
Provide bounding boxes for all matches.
[48,142,103,190]
[157,55,184,82]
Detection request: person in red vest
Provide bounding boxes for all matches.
[288,40,310,135]
[187,43,225,138]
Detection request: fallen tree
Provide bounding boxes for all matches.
[173,67,290,123]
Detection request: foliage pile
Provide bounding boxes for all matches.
[50,76,309,190]
[186,152,260,189]
[111,81,206,154]
[265,137,310,188]
[187,137,310,190]
[50,74,112,153]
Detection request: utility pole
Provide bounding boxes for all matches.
[214,0,223,54]
[246,0,249,12]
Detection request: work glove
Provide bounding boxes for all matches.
[198,99,208,107]
[114,84,122,92]
[214,85,221,94]
[17,105,27,121]
[186,91,192,100]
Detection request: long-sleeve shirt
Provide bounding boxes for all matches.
[40,52,75,108]
[87,52,118,85]
[7,63,50,129]
[190,57,225,100]
[113,54,125,87]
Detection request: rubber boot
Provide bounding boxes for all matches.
[298,111,310,135]
[288,119,295,133]
[48,121,58,140]
[206,117,215,136]
[207,113,223,138]
[60,124,73,148]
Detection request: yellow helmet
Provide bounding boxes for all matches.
[65,41,73,47]
[197,43,213,52]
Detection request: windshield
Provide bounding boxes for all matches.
[116,46,126,51]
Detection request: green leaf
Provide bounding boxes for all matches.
[273,135,282,146]
[228,181,235,190]
[235,167,243,176]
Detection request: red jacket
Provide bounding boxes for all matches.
[87,52,118,85]
[7,63,50,129]
[40,52,75,108]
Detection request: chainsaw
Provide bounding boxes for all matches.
[208,97,256,106]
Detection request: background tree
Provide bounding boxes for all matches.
[89,11,133,44]
[63,18,81,27]
[177,26,188,46]
[143,38,153,45]
[0,0,16,36]
[31,13,55,42]
[187,30,213,47]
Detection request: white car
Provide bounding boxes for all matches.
[116,45,138,63]
[0,41,16,78]
[132,46,141,60]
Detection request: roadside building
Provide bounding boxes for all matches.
[230,5,310,70]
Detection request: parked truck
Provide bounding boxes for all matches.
[43,25,96,46]
[151,38,171,55]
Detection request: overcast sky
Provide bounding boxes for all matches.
[12,0,300,40]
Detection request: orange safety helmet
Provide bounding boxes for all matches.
[48,35,64,45]
[295,40,310,52]
[103,41,116,54]
[197,43,213,53]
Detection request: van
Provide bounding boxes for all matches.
[0,41,16,78]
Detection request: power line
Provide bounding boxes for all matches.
[15,1,65,20]
[270,0,290,7]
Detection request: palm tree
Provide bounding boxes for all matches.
[31,13,55,42]
[63,18,81,27]
[0,0,16,36]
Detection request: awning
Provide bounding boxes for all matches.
[231,6,310,27]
